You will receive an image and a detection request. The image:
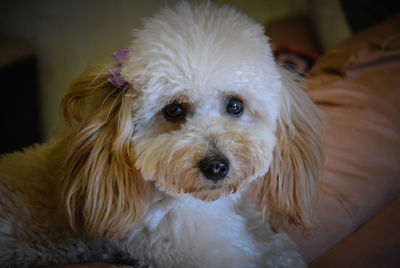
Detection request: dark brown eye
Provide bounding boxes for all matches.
[163,103,186,122]
[226,97,243,116]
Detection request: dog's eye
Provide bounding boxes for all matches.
[163,103,186,122]
[226,97,243,117]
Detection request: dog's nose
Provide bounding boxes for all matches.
[199,155,230,182]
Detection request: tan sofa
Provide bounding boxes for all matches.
[279,12,400,267]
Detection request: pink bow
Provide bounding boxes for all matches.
[108,49,129,88]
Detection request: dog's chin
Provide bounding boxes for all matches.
[192,183,241,201]
[154,175,244,202]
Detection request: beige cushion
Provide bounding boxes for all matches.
[310,197,400,268]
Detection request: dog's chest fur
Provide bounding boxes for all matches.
[118,191,304,267]
[126,192,262,267]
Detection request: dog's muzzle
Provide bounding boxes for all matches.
[199,154,230,182]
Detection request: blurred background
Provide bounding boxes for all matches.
[0,0,397,153]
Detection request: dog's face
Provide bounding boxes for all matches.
[121,3,281,201]
[59,2,323,238]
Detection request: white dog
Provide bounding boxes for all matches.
[0,2,323,267]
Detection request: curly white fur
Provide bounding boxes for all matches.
[0,2,323,267]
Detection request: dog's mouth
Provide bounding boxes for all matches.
[190,182,240,201]
[147,157,251,201]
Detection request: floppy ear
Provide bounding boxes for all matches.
[256,68,324,231]
[57,65,153,239]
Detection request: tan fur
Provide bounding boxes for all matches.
[57,66,153,238]
[256,69,324,231]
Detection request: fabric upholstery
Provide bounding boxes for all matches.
[285,12,400,263]
[309,197,400,268]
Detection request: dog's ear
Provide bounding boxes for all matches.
[57,65,153,239]
[256,68,324,231]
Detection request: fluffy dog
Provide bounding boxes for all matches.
[0,2,323,267]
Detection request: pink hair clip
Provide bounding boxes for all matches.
[108,49,129,88]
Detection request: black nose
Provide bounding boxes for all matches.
[199,155,230,182]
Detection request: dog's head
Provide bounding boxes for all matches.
[58,2,323,238]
